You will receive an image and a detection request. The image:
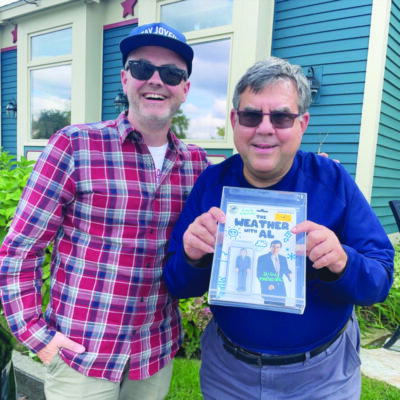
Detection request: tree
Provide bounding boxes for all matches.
[171,108,189,139]
[216,126,225,138]
[32,110,71,140]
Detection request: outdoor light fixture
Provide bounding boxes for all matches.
[5,100,17,119]
[114,90,129,113]
[306,67,320,104]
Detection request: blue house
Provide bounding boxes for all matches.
[0,0,399,236]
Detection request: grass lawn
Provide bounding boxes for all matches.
[166,358,202,400]
[167,357,400,400]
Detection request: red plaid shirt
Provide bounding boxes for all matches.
[0,113,208,382]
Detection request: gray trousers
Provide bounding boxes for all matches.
[200,316,361,400]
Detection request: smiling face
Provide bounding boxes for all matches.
[231,80,309,188]
[121,46,190,142]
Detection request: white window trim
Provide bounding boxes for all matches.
[16,2,104,159]
[29,34,72,145]
[20,24,73,148]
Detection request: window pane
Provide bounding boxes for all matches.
[182,39,230,140]
[31,65,71,140]
[31,28,72,60]
[161,0,233,32]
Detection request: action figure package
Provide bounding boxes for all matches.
[208,186,307,314]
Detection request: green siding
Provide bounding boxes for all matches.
[272,0,373,177]
[102,23,136,121]
[1,49,17,158]
[371,1,400,234]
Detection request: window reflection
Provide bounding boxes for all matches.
[161,0,233,32]
[182,39,230,140]
[31,28,72,60]
[31,65,71,140]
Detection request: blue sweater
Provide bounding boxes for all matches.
[164,151,394,354]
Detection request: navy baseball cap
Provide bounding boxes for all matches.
[120,22,194,76]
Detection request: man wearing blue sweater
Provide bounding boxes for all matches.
[163,57,394,399]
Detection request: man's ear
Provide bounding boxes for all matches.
[182,80,190,102]
[300,112,310,133]
[230,109,237,129]
[121,69,128,92]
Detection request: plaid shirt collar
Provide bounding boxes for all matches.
[116,111,184,156]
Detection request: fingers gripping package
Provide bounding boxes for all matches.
[208,186,307,314]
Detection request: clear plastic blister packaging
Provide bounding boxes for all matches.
[208,186,307,314]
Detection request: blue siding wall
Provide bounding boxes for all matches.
[371,2,400,234]
[272,0,373,177]
[102,23,137,121]
[1,49,17,158]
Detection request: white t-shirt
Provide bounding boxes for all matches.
[148,143,168,184]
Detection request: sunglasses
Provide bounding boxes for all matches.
[127,60,188,86]
[236,110,301,129]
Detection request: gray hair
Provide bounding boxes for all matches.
[232,57,311,115]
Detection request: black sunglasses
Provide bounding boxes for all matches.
[236,110,301,129]
[127,60,188,86]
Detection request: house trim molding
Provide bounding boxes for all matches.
[356,0,391,201]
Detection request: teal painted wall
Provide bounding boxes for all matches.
[371,1,400,234]
[271,0,373,177]
[1,48,17,158]
[102,23,137,121]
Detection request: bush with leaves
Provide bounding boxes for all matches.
[178,295,212,358]
[0,150,35,243]
[356,244,400,338]
[0,149,52,361]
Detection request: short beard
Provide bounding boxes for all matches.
[143,114,174,132]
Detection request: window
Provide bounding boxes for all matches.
[161,0,233,141]
[30,65,71,140]
[31,28,72,59]
[182,39,230,140]
[160,0,233,31]
[29,27,72,140]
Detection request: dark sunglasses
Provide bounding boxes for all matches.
[236,110,301,129]
[127,60,188,86]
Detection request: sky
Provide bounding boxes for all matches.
[182,39,231,140]
[31,65,71,120]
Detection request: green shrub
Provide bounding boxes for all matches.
[0,150,35,243]
[178,295,212,358]
[356,244,400,336]
[0,150,51,361]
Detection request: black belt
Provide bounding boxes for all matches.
[218,320,349,367]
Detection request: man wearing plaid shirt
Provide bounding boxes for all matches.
[0,22,208,400]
